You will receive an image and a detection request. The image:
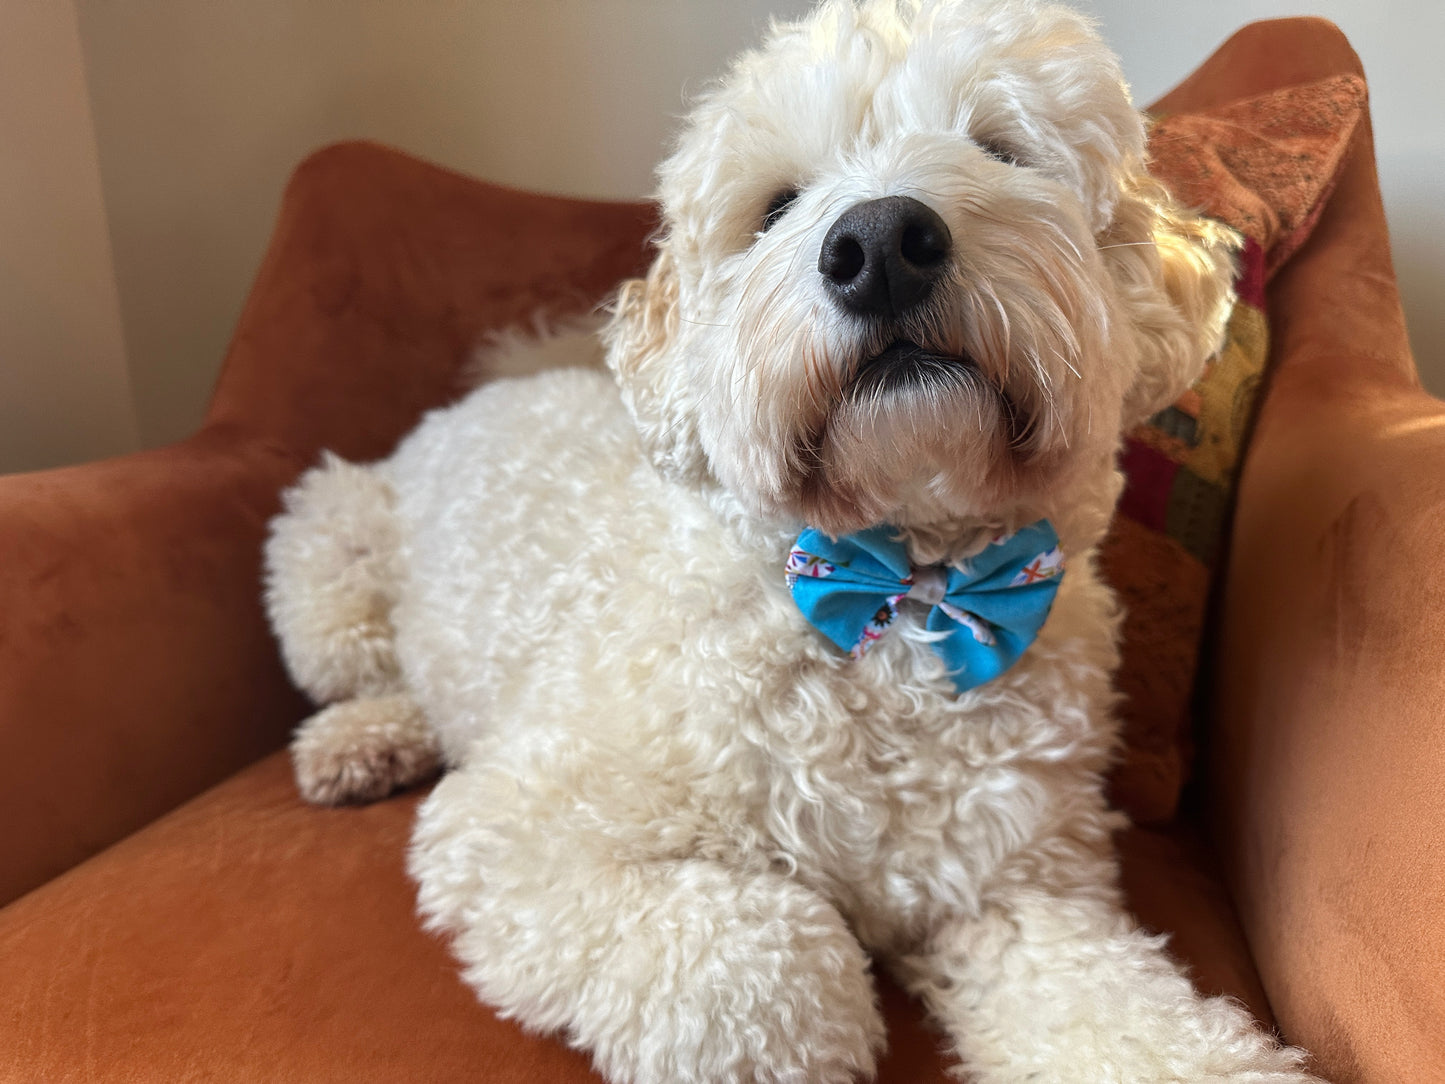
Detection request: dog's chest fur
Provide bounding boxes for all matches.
[386,367,1121,937]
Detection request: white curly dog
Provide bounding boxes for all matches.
[265,2,1323,1081]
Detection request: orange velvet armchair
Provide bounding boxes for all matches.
[1,19,1441,1083]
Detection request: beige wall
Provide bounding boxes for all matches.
[3,1,1442,472]
[0,0,135,474]
[73,0,809,453]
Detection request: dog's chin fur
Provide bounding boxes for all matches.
[799,361,997,532]
[264,2,1324,1082]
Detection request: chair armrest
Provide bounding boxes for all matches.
[1205,24,1445,1078]
[0,430,307,906]
[0,142,655,906]
[1212,385,1445,1080]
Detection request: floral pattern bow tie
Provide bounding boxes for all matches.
[785,521,1064,693]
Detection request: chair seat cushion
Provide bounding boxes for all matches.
[0,752,1272,1082]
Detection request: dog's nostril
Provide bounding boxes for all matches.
[901,222,947,268]
[821,236,866,284]
[819,196,952,318]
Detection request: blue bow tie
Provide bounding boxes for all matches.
[786,521,1063,693]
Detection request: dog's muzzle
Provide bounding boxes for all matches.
[818,196,951,319]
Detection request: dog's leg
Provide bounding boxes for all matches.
[266,454,444,803]
[290,693,440,805]
[896,887,1322,1083]
[410,764,885,1084]
[264,451,404,705]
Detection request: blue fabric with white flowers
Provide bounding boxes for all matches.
[786,521,1064,693]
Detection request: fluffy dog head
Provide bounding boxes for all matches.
[606,0,1236,549]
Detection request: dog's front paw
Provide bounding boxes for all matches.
[413,788,885,1084]
[584,871,886,1084]
[290,695,439,805]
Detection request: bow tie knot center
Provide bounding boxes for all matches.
[905,565,949,607]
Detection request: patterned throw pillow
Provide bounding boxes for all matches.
[1104,73,1368,824]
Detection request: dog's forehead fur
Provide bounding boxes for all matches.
[661,0,1143,250]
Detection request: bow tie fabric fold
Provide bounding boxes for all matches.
[785,521,1063,693]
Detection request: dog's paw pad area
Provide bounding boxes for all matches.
[289,698,440,806]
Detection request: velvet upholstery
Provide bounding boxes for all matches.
[1157,19,1445,1079]
[1,19,1439,1083]
[0,752,1268,1083]
[0,159,654,908]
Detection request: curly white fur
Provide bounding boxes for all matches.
[264,2,1321,1081]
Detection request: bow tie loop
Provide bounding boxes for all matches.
[786,522,1063,693]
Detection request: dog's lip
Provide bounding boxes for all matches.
[841,340,1035,451]
[847,340,976,398]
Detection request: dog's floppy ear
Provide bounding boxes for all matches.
[604,246,708,485]
[1103,174,1240,432]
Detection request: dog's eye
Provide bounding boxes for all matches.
[977,139,1019,167]
[761,188,800,232]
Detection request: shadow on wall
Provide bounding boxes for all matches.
[1384,157,1445,391]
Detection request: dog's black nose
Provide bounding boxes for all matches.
[818,196,951,318]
